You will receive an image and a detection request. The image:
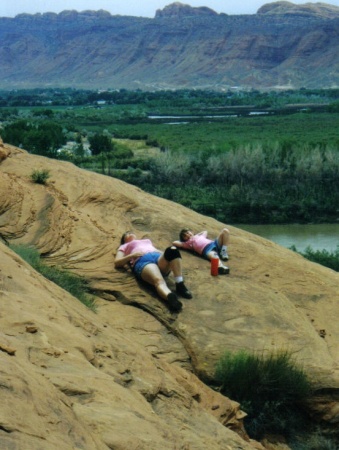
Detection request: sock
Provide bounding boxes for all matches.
[221,245,228,253]
[175,276,183,283]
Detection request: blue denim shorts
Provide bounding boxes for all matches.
[132,252,161,279]
[202,239,220,259]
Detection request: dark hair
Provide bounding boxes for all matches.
[179,228,191,242]
[120,231,132,245]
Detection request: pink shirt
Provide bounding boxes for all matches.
[118,239,159,267]
[180,231,212,255]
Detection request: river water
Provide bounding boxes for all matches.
[236,224,339,253]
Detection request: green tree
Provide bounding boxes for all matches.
[88,133,115,174]
[2,120,66,158]
[88,133,113,155]
[1,120,31,147]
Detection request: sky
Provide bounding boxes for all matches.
[1,0,339,18]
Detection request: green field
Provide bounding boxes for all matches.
[1,88,339,224]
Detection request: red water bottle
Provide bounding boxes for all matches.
[211,255,219,276]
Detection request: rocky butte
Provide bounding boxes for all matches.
[0,137,338,449]
[0,1,338,90]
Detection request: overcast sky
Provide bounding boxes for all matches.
[1,0,339,18]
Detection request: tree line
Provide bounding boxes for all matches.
[112,143,339,224]
[1,87,338,109]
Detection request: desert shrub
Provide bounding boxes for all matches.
[10,244,96,311]
[113,144,133,159]
[149,150,194,185]
[215,349,311,439]
[30,169,51,185]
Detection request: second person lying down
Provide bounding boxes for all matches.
[173,227,230,274]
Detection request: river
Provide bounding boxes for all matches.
[235,224,339,253]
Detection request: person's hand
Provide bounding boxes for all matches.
[132,251,145,258]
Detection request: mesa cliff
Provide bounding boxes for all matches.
[0,1,338,90]
[0,139,338,449]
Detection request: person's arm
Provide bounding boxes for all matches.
[173,239,193,251]
[172,240,184,248]
[115,249,146,269]
[114,250,131,269]
[115,249,141,269]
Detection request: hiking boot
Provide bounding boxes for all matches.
[167,292,183,312]
[220,250,229,261]
[218,265,230,275]
[176,281,193,299]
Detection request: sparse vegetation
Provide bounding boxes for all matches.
[30,168,51,185]
[214,349,311,440]
[10,244,96,311]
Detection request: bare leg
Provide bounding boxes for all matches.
[217,228,230,247]
[158,253,192,299]
[157,250,192,299]
[217,228,230,261]
[140,262,183,312]
[140,263,171,300]
[158,253,182,278]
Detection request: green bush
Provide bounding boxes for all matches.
[11,244,41,267]
[291,245,339,272]
[215,349,311,439]
[10,244,96,311]
[113,142,134,159]
[290,429,339,450]
[30,169,51,185]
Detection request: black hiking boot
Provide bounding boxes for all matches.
[176,281,193,299]
[167,293,183,313]
[218,266,230,275]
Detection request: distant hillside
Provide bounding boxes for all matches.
[0,1,338,90]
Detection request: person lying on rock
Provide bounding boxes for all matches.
[115,231,192,313]
[172,227,230,275]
